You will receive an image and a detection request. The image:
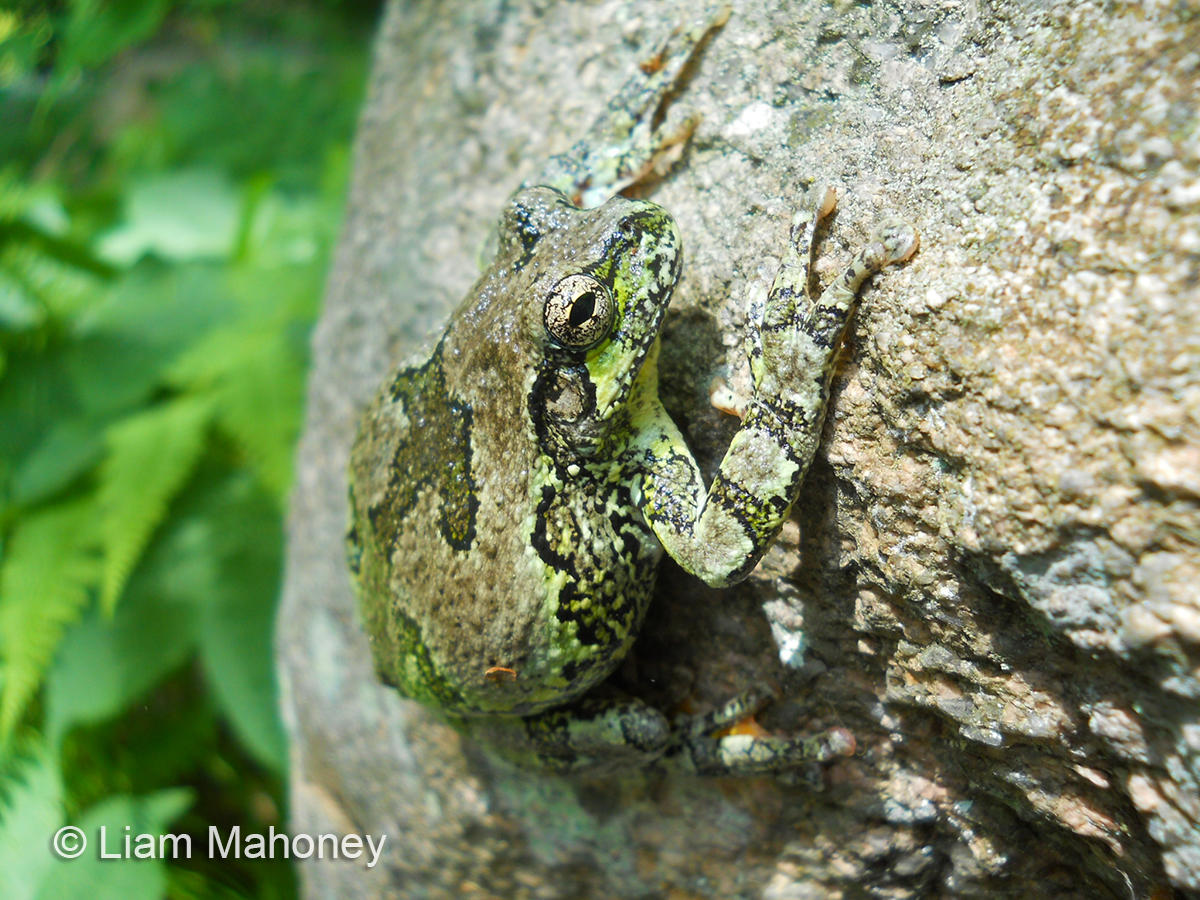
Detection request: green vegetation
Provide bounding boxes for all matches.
[0,2,376,896]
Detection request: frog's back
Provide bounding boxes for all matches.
[348,302,661,717]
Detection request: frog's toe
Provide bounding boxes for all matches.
[815,184,838,220]
[877,219,920,265]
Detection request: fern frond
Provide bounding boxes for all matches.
[213,331,304,502]
[1,233,105,325]
[0,743,64,900]
[169,326,304,503]
[0,503,99,737]
[98,394,212,614]
[0,171,110,324]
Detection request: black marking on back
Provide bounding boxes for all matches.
[369,339,479,552]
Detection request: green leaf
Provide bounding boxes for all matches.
[63,331,176,420]
[9,418,104,509]
[0,168,37,221]
[169,321,307,503]
[0,343,81,468]
[238,187,325,268]
[57,0,172,73]
[75,260,232,337]
[153,40,369,189]
[98,394,212,614]
[0,270,44,331]
[44,588,195,744]
[0,501,99,736]
[64,261,235,419]
[213,330,304,501]
[54,466,288,769]
[0,10,53,88]
[198,590,286,774]
[36,789,193,900]
[44,476,230,740]
[192,475,287,772]
[0,744,64,900]
[96,170,240,266]
[0,226,107,322]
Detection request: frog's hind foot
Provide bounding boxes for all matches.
[672,690,856,777]
[875,218,920,266]
[683,725,857,777]
[532,5,731,206]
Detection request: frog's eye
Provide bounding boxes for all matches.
[543,274,614,350]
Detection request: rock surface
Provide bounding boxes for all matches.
[278,0,1200,896]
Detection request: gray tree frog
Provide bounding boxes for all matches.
[347,10,917,775]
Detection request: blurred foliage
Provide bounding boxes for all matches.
[0,1,377,896]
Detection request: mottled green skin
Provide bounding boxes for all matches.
[350,187,679,718]
[348,9,917,774]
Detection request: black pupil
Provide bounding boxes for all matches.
[569,290,596,328]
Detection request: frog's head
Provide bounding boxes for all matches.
[497,186,682,463]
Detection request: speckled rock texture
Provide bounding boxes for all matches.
[278,1,1200,896]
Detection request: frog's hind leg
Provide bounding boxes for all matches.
[533,5,731,206]
[462,689,853,776]
[461,692,671,774]
[674,690,856,777]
